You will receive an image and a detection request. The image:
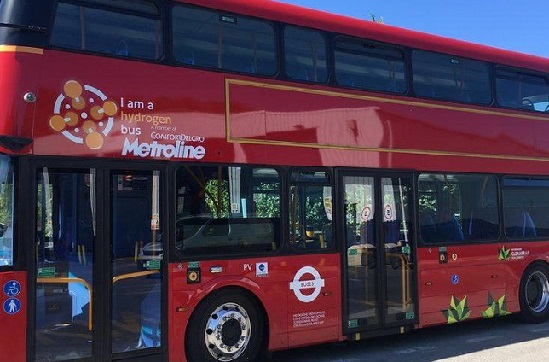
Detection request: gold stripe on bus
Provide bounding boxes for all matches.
[225,78,233,143]
[228,136,549,163]
[0,45,43,55]
[225,78,549,162]
[225,78,549,122]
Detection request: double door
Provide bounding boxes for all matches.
[27,161,165,361]
[341,172,417,332]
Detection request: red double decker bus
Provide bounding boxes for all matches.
[1,0,549,361]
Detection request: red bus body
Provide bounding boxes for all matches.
[1,1,549,361]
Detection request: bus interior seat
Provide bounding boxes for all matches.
[322,223,333,248]
[419,211,437,243]
[115,40,129,56]
[286,65,310,81]
[384,219,400,245]
[359,220,375,246]
[521,99,535,111]
[435,214,464,241]
[465,207,499,240]
[182,50,195,65]
[505,209,537,237]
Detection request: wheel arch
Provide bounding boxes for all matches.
[183,282,270,360]
[517,259,549,323]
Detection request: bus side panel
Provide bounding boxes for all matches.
[285,254,341,348]
[0,271,26,362]
[417,242,549,327]
[417,245,507,327]
[0,50,41,144]
[168,254,341,361]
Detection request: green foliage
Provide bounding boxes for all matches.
[482,293,508,318]
[204,179,230,218]
[36,184,54,237]
[0,183,12,227]
[253,182,280,217]
[203,177,280,219]
[442,295,471,324]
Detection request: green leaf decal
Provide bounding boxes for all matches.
[487,292,494,306]
[483,293,509,318]
[498,246,511,261]
[442,295,471,324]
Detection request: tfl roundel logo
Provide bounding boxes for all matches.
[289,266,325,303]
[49,80,118,150]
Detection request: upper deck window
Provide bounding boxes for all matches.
[284,26,328,83]
[50,0,163,60]
[172,6,276,76]
[496,69,549,112]
[334,36,406,94]
[412,51,491,104]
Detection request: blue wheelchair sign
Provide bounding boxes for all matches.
[3,280,20,297]
[3,297,21,314]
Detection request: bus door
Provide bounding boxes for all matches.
[340,172,417,334]
[31,162,164,361]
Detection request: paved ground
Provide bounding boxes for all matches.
[270,316,549,362]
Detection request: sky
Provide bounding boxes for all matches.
[278,0,549,59]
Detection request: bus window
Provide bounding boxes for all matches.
[419,174,499,243]
[496,69,549,112]
[175,166,280,256]
[50,0,163,60]
[0,156,13,268]
[502,177,549,238]
[289,170,333,250]
[334,36,406,94]
[412,50,491,104]
[284,26,328,83]
[172,6,276,75]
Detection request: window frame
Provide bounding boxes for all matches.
[0,155,16,271]
[501,175,549,241]
[287,167,334,253]
[417,172,501,246]
[495,66,549,113]
[172,163,284,260]
[283,24,329,84]
[333,35,408,95]
[411,49,493,105]
[170,3,278,77]
[49,0,164,62]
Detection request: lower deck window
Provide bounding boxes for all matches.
[175,166,280,255]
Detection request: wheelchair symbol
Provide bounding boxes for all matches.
[3,280,21,297]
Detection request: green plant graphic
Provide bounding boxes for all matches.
[498,246,510,261]
[482,293,508,318]
[442,295,471,324]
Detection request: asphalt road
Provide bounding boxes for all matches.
[270,316,549,362]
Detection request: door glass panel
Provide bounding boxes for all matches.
[289,171,332,250]
[0,156,14,267]
[382,177,415,323]
[35,168,95,361]
[344,176,379,327]
[111,170,162,353]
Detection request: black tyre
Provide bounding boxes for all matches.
[186,289,265,362]
[519,263,549,323]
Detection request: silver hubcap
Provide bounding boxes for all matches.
[204,302,251,361]
[526,270,549,313]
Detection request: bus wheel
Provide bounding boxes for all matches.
[186,289,264,362]
[519,263,549,323]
